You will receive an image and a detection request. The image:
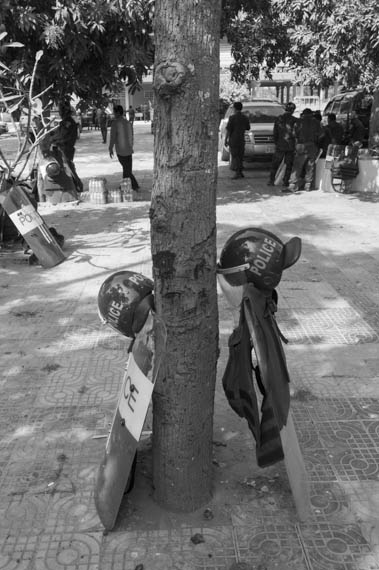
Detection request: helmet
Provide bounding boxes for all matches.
[98,271,154,338]
[285,102,296,113]
[217,227,301,292]
[45,159,61,178]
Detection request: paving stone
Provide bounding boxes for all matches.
[2,125,379,568]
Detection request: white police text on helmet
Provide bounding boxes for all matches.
[108,300,123,326]
[248,238,279,277]
[107,273,147,326]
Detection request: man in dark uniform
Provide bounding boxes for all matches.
[268,101,297,189]
[51,101,83,192]
[225,101,250,179]
[287,108,322,192]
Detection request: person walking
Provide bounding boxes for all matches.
[267,102,297,190]
[109,105,139,190]
[286,108,322,193]
[225,101,250,179]
[98,109,108,144]
[50,100,83,193]
[128,105,135,125]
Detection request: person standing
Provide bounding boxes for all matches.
[128,105,135,125]
[320,112,344,156]
[98,109,108,143]
[50,100,83,192]
[109,105,139,190]
[92,108,98,130]
[225,101,250,179]
[348,113,366,145]
[267,102,297,189]
[287,108,322,193]
[326,113,344,144]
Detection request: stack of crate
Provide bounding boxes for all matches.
[88,177,107,204]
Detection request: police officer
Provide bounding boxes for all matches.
[287,108,322,193]
[268,101,297,189]
[225,102,250,179]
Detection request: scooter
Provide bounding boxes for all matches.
[37,144,79,204]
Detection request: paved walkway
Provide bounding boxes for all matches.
[1,123,379,569]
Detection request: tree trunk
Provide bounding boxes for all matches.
[369,89,379,152]
[150,0,221,511]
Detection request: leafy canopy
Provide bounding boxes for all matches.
[0,0,154,106]
[224,0,379,91]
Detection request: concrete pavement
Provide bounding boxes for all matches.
[1,122,379,569]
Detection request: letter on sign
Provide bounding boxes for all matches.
[9,204,43,233]
[118,353,154,441]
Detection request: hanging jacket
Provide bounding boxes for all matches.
[222,284,290,467]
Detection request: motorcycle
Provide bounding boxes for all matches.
[37,144,80,204]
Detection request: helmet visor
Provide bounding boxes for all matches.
[216,262,250,275]
[282,237,302,269]
[217,272,244,309]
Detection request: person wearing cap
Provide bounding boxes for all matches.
[225,101,250,179]
[287,107,323,193]
[267,102,297,190]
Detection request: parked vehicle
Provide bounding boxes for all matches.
[322,90,373,147]
[219,99,285,162]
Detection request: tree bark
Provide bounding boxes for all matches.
[150,0,221,511]
[369,90,379,152]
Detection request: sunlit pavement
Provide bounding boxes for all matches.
[1,122,379,568]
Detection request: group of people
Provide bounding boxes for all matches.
[47,103,139,194]
[268,103,323,192]
[225,100,366,192]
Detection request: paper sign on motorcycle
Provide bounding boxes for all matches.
[118,353,154,442]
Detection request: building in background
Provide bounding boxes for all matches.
[114,39,337,119]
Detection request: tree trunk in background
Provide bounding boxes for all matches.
[369,90,379,152]
[150,0,221,511]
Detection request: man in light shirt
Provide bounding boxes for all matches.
[109,105,139,190]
